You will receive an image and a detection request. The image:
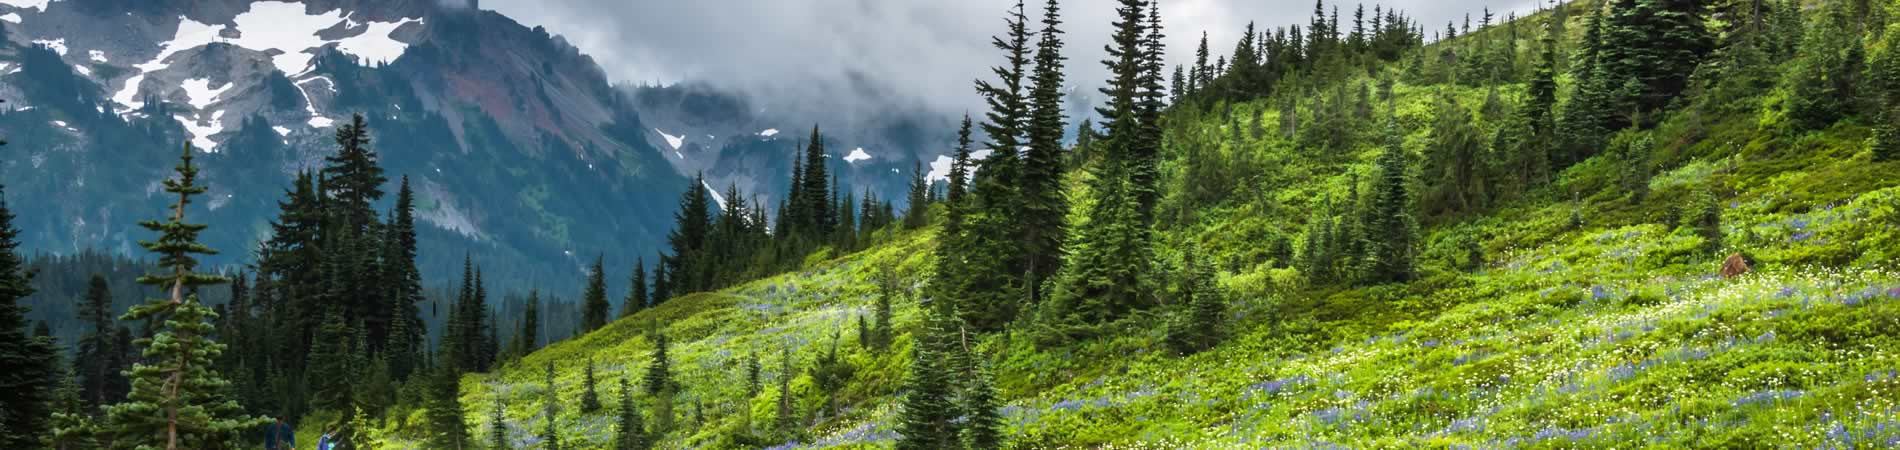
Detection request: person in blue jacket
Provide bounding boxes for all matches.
[264,416,295,450]
[316,425,338,450]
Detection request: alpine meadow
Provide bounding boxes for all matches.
[5,0,1900,448]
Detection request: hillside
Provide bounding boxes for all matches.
[435,0,1900,448]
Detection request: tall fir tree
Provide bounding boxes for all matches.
[582,255,611,333]
[385,176,425,380]
[773,345,799,438]
[894,299,961,449]
[542,362,562,450]
[424,354,470,449]
[306,310,355,413]
[0,174,59,449]
[613,376,647,450]
[104,145,259,450]
[1021,0,1072,306]
[667,174,714,295]
[798,128,833,238]
[1365,122,1419,284]
[76,273,122,412]
[1046,0,1162,331]
[905,161,930,229]
[581,359,603,413]
[651,252,671,307]
[623,257,648,317]
[1599,0,1713,118]
[644,333,673,397]
[489,397,508,450]
[514,290,542,360]
[1875,17,1900,162]
[959,0,1036,332]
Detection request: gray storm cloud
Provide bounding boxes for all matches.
[485,0,1545,120]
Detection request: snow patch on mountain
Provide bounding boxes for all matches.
[174,111,225,152]
[1,13,21,24]
[0,0,50,12]
[112,16,222,112]
[844,147,872,163]
[88,50,106,62]
[329,16,422,65]
[31,38,65,55]
[759,128,779,137]
[111,1,420,113]
[656,128,684,150]
[295,77,334,127]
[273,126,291,136]
[74,65,89,76]
[705,180,726,209]
[180,78,231,110]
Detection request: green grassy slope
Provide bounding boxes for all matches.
[413,3,1900,449]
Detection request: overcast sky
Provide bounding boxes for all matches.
[484,0,1543,119]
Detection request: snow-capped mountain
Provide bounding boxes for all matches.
[0,0,654,292]
[0,0,954,293]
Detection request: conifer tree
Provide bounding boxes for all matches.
[667,175,714,294]
[104,144,259,450]
[1599,0,1713,117]
[1046,0,1162,331]
[798,128,833,238]
[321,113,388,231]
[958,359,1004,450]
[1875,20,1900,162]
[47,367,99,450]
[1784,6,1863,130]
[581,359,603,414]
[958,0,1036,332]
[809,333,853,418]
[77,273,120,412]
[745,353,763,399]
[651,255,670,306]
[644,333,673,397]
[582,256,611,333]
[623,258,648,317]
[307,310,355,413]
[613,377,646,450]
[1682,186,1724,252]
[515,290,541,360]
[1558,5,1614,168]
[1364,122,1419,284]
[542,362,561,450]
[774,345,798,438]
[1609,130,1654,204]
[489,397,508,450]
[475,269,499,372]
[1021,0,1071,305]
[0,180,58,449]
[1135,0,1169,220]
[873,266,897,351]
[905,161,930,229]
[1422,96,1489,216]
[1167,245,1226,354]
[443,256,475,374]
[385,176,425,380]
[894,300,960,449]
[424,358,470,449]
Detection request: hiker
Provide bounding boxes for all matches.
[264,416,295,450]
[317,425,338,450]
